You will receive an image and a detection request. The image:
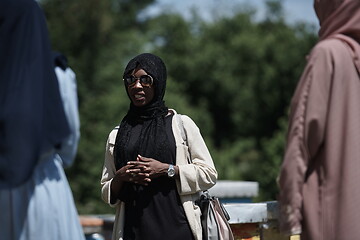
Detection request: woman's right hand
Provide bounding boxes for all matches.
[113,164,151,189]
[110,164,150,203]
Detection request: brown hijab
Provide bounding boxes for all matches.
[315,0,360,72]
[279,0,360,238]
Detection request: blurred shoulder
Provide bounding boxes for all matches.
[2,0,40,15]
[312,38,349,58]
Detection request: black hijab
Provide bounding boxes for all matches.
[0,0,70,188]
[114,53,169,170]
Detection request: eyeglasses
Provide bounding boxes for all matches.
[123,75,153,87]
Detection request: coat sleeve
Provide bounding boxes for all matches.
[100,127,121,207]
[177,115,218,195]
[278,42,333,235]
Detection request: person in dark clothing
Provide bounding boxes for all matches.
[101,53,217,240]
[0,1,84,239]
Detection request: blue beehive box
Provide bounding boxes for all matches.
[208,180,258,204]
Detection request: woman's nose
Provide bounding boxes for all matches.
[133,79,143,88]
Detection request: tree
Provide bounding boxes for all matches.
[147,5,317,200]
[42,0,158,214]
[41,0,317,214]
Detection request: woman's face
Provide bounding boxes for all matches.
[127,68,155,107]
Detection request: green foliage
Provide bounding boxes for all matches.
[41,0,317,214]
[212,139,260,181]
[42,0,157,214]
[244,115,289,201]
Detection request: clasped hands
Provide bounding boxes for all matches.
[121,154,168,186]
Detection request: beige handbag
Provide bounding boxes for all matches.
[197,191,234,240]
[176,114,234,240]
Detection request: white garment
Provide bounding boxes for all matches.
[0,66,85,240]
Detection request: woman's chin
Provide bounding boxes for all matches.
[132,99,147,107]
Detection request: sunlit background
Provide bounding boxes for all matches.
[39,0,319,215]
[146,0,318,25]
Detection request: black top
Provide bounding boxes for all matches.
[123,114,194,240]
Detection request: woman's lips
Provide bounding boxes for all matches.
[134,94,145,100]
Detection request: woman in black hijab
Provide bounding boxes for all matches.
[101,53,218,240]
[0,1,84,239]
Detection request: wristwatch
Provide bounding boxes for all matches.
[167,164,175,178]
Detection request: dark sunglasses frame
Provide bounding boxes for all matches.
[123,75,153,87]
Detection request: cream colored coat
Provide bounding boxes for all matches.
[101,110,218,240]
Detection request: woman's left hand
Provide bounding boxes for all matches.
[127,155,168,179]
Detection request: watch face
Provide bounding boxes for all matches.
[168,165,175,177]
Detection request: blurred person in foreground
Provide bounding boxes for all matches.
[279,0,360,239]
[0,0,84,239]
[100,53,217,240]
